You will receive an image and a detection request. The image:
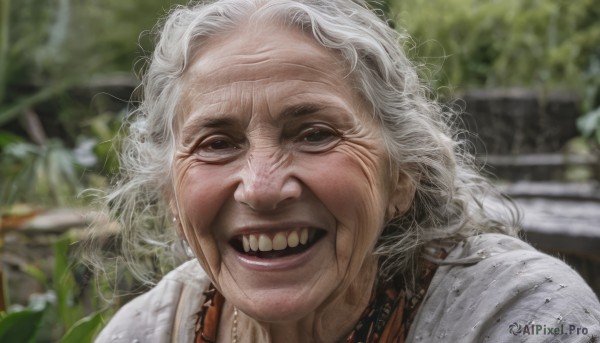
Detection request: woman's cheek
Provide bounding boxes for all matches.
[304,144,386,225]
[176,158,229,229]
[174,162,228,280]
[300,147,386,258]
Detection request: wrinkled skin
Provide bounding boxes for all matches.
[171,22,410,342]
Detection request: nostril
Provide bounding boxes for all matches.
[281,176,302,200]
[233,176,302,211]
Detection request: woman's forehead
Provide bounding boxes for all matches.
[176,24,368,128]
[183,23,347,88]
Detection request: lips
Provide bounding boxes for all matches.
[230,227,324,258]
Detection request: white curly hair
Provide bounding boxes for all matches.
[85,0,520,288]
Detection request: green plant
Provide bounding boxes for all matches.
[58,312,103,343]
[389,0,600,166]
[0,139,84,206]
[578,106,600,144]
[0,0,189,126]
[0,233,107,342]
[0,303,46,343]
[0,0,195,208]
[389,0,600,97]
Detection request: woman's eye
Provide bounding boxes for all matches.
[194,136,241,162]
[208,139,234,150]
[297,127,340,152]
[303,129,333,143]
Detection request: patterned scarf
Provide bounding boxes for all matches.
[195,253,443,343]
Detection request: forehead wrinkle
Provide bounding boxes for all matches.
[189,61,343,93]
[192,35,340,73]
[186,33,348,87]
[192,78,344,99]
[180,81,254,129]
[187,80,358,123]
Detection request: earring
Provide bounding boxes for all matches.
[182,240,194,258]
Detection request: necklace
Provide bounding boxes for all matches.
[232,307,238,343]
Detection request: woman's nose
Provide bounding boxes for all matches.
[233,158,302,211]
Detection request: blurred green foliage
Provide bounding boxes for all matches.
[0,139,82,206]
[0,234,107,342]
[1,0,183,97]
[578,106,600,144]
[389,0,600,143]
[390,0,600,109]
[0,0,188,207]
[0,0,185,340]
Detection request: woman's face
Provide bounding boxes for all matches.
[172,24,401,322]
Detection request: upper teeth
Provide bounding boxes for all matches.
[241,228,315,253]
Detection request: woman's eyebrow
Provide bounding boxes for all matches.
[180,115,238,145]
[279,103,324,120]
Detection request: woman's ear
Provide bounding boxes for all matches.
[387,169,416,219]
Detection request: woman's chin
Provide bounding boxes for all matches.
[218,238,338,323]
[235,290,321,323]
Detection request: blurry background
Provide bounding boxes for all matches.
[0,0,598,341]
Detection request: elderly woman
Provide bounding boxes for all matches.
[93,0,600,342]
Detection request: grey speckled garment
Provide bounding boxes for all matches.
[97,234,600,342]
[407,234,600,343]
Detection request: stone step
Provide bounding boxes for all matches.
[498,182,600,256]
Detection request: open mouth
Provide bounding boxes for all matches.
[230,227,326,259]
